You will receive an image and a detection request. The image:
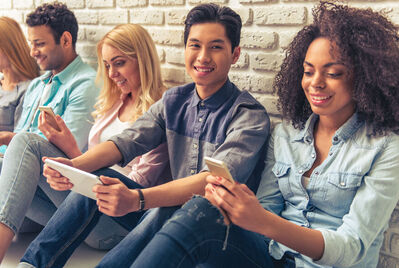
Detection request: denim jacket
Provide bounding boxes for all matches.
[257,113,399,268]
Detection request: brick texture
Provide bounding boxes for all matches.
[4,1,399,267]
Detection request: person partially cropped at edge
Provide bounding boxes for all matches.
[18,3,270,268]
[125,1,399,267]
[0,2,98,263]
[0,17,39,134]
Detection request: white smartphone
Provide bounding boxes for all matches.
[204,156,235,183]
[38,106,60,131]
[44,159,103,200]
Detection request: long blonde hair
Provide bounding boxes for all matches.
[94,24,166,121]
[0,17,39,79]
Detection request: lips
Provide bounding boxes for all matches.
[115,79,127,86]
[310,94,332,105]
[194,66,214,73]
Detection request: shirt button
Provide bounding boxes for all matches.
[190,169,196,175]
[193,144,198,149]
[314,171,319,175]
[299,170,303,174]
[200,102,205,106]
[311,153,315,158]
[276,171,280,175]
[340,181,346,186]
[199,118,203,122]
[333,137,338,142]
[329,152,333,156]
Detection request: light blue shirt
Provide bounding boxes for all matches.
[4,56,98,153]
[257,113,399,267]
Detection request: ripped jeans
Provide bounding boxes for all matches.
[130,196,295,268]
[19,168,180,268]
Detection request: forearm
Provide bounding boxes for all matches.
[141,172,209,209]
[257,210,324,260]
[0,131,16,146]
[72,141,122,172]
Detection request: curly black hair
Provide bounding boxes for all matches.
[26,2,78,49]
[275,0,399,134]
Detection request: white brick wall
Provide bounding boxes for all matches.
[2,0,399,266]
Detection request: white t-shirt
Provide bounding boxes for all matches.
[99,116,133,177]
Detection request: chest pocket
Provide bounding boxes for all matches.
[272,162,294,199]
[324,173,363,217]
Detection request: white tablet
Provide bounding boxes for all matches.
[44,159,103,200]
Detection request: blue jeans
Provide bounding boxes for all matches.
[131,196,295,268]
[0,132,128,250]
[19,168,179,268]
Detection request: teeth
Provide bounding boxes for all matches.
[116,80,126,85]
[312,96,330,100]
[195,67,213,72]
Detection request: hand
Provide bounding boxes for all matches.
[0,131,16,146]
[206,175,267,232]
[93,176,139,217]
[42,157,74,191]
[38,113,81,158]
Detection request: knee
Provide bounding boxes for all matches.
[9,132,42,147]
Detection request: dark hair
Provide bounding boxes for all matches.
[184,3,242,52]
[26,2,78,49]
[275,1,399,134]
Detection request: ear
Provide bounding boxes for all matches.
[231,46,241,64]
[60,31,73,49]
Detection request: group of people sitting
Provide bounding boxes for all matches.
[0,1,398,267]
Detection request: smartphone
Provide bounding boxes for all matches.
[38,106,60,131]
[204,156,234,183]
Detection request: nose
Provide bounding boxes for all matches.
[30,45,38,58]
[310,72,325,89]
[197,47,211,64]
[108,66,118,78]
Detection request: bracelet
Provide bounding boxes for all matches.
[136,189,145,212]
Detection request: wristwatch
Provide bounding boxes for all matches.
[136,189,145,211]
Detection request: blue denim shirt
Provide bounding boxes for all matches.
[8,56,98,153]
[257,113,399,267]
[110,79,270,190]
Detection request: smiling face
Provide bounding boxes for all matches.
[302,37,355,125]
[101,44,141,95]
[185,22,240,99]
[28,25,65,74]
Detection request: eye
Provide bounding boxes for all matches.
[188,43,200,48]
[327,72,343,78]
[114,60,125,67]
[104,63,110,69]
[303,71,313,76]
[211,45,222,49]
[36,42,45,47]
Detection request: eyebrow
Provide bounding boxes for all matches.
[303,61,344,68]
[188,38,225,44]
[103,55,124,63]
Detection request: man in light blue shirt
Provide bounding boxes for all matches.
[0,2,97,156]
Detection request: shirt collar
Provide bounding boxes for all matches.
[40,55,82,85]
[189,79,234,110]
[292,112,363,143]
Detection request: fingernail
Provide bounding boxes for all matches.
[216,176,222,181]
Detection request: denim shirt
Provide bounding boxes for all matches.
[256,113,399,268]
[11,56,98,153]
[110,79,270,190]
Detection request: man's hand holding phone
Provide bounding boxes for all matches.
[38,106,61,131]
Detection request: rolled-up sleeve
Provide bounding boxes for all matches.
[210,102,270,184]
[315,134,399,267]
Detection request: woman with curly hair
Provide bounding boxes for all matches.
[126,1,399,267]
